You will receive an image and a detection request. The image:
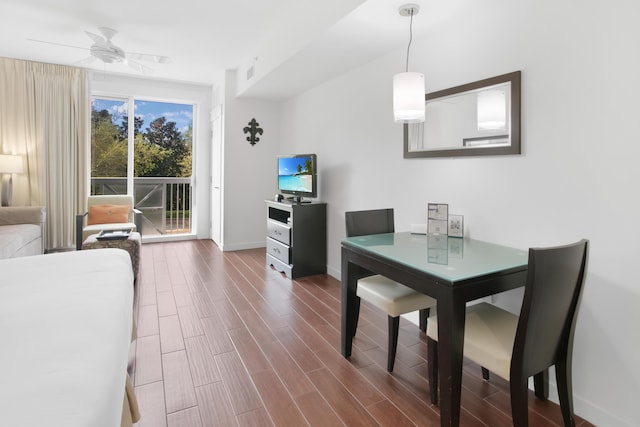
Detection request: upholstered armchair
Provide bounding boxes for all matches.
[76,195,142,250]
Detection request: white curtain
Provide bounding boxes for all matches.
[0,57,88,250]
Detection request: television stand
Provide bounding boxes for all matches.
[265,200,327,279]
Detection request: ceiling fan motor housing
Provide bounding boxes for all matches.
[90,44,125,63]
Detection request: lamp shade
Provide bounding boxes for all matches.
[477,89,506,131]
[393,72,425,123]
[0,154,23,174]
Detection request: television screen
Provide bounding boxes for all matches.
[277,154,317,199]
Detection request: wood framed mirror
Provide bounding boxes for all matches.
[404,71,521,158]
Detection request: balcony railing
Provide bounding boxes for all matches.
[92,177,192,236]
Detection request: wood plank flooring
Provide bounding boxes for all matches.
[130,240,594,427]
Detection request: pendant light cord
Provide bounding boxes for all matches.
[405,9,414,72]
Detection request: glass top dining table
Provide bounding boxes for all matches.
[341,232,528,427]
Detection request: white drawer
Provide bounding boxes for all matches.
[266,237,290,264]
[267,219,291,245]
[267,253,292,278]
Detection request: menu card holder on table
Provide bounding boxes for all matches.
[428,203,448,235]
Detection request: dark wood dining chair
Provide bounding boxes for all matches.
[345,208,437,372]
[426,239,589,426]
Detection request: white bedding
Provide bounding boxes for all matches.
[0,249,134,427]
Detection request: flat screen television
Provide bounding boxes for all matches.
[277,154,317,202]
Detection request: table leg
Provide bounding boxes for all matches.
[341,249,359,358]
[436,297,466,427]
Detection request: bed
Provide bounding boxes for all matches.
[0,249,138,427]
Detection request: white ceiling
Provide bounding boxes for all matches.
[0,0,467,99]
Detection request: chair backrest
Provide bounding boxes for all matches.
[345,208,394,238]
[512,239,589,378]
[88,195,134,208]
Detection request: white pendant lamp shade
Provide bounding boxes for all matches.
[477,89,506,130]
[393,4,424,124]
[393,71,425,123]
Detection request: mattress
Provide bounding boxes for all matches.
[0,249,134,427]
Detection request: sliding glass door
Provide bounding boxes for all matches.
[90,97,194,237]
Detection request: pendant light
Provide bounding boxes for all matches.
[477,89,506,131]
[393,4,425,123]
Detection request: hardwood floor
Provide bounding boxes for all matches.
[130,240,594,427]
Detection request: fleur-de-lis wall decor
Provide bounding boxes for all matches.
[243,118,263,146]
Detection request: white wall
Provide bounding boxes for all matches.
[276,1,640,425]
[90,73,212,240]
[221,70,282,250]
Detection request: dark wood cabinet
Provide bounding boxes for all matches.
[265,200,327,279]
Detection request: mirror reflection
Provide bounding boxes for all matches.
[427,235,464,265]
[404,71,521,158]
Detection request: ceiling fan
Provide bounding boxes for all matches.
[29,27,170,74]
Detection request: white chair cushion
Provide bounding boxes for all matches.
[356,275,437,317]
[426,302,517,380]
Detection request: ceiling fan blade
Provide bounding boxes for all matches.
[125,59,154,75]
[74,56,97,66]
[85,31,109,48]
[27,38,88,51]
[127,52,171,64]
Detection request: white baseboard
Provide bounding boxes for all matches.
[221,241,265,252]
